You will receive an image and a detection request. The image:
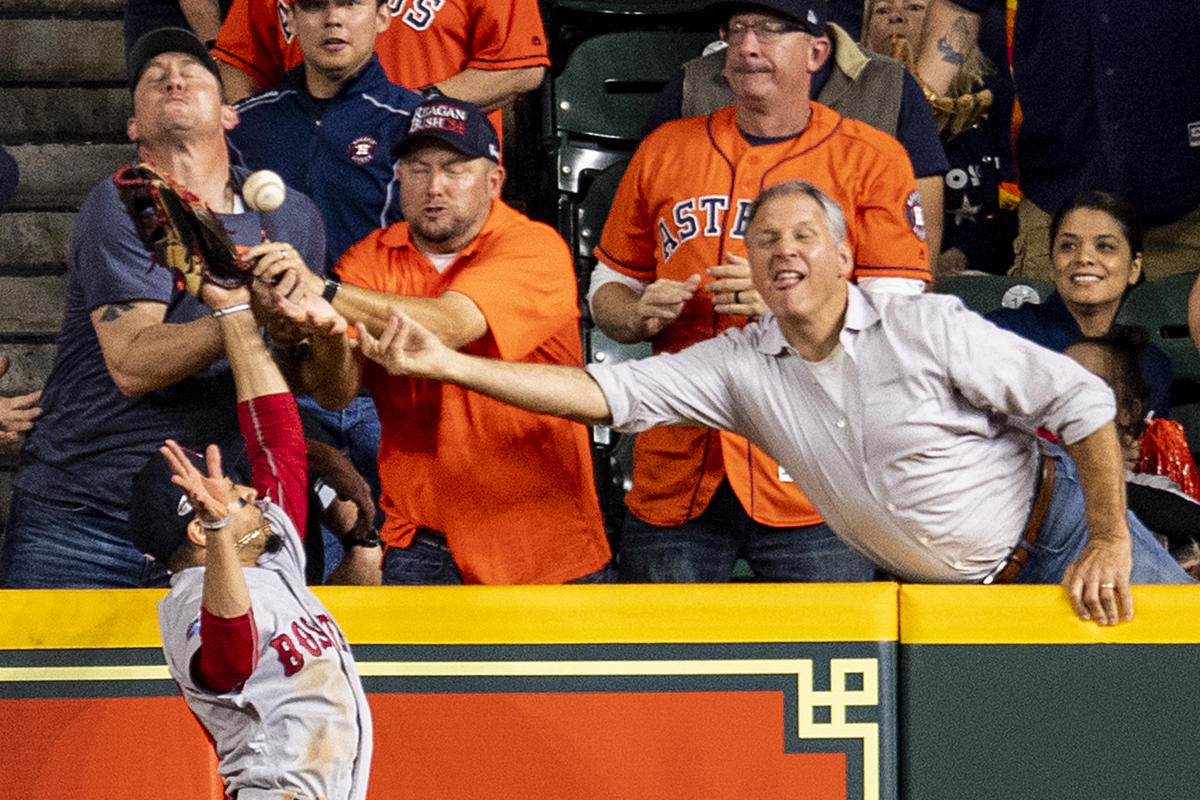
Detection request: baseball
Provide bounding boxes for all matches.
[242,170,286,212]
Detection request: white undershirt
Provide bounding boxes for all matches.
[802,341,847,412]
[420,249,460,273]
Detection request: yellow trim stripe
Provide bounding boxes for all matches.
[900,585,1200,644]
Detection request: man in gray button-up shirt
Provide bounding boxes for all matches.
[352,179,1193,626]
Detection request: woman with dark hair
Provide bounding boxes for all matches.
[987,189,1172,418]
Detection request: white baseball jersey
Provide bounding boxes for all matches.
[158,502,373,800]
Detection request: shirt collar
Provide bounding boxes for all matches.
[754,283,879,356]
[282,53,388,103]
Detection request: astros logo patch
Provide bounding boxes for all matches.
[348,136,378,165]
[905,190,927,242]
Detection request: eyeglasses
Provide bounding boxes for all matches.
[720,19,807,44]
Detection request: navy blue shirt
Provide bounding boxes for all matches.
[954,0,1200,224]
[987,293,1172,419]
[229,55,423,266]
[18,166,326,521]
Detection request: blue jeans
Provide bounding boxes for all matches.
[298,393,383,581]
[1014,446,1195,584]
[1,487,169,588]
[618,480,877,583]
[382,531,615,585]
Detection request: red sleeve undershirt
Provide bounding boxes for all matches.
[194,393,308,693]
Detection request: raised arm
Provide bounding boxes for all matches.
[1061,422,1134,626]
[914,0,983,95]
[357,310,613,426]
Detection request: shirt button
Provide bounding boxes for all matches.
[918,535,929,546]
[886,503,896,512]
[1105,67,1115,77]
[1100,12,1110,23]
[835,419,846,428]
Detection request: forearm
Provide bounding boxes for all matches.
[590,282,652,344]
[179,0,223,43]
[916,175,945,275]
[1188,274,1200,357]
[915,0,982,94]
[219,309,289,402]
[202,527,253,618]
[1063,422,1132,546]
[434,67,546,113]
[217,61,260,104]
[301,332,361,411]
[103,314,225,396]
[333,283,485,350]
[439,348,613,426]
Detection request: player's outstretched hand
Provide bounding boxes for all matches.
[245,240,320,292]
[1062,535,1134,626]
[635,274,701,339]
[707,253,767,317]
[357,309,449,379]
[160,439,234,526]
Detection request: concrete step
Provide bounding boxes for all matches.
[0,276,66,337]
[0,212,76,269]
[0,19,124,83]
[8,142,135,210]
[0,341,56,396]
[2,88,131,145]
[0,0,123,14]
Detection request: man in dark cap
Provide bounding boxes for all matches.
[0,28,325,588]
[252,96,612,586]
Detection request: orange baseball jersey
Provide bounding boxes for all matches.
[213,0,550,137]
[335,199,610,584]
[596,102,930,527]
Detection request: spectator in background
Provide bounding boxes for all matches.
[252,97,612,585]
[861,0,1016,275]
[590,0,929,584]
[645,0,949,271]
[228,0,423,576]
[915,0,1200,281]
[124,0,231,53]
[0,29,326,588]
[987,190,1171,420]
[212,0,549,145]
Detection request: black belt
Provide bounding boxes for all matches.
[411,527,450,551]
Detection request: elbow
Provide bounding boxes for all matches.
[515,66,547,95]
[109,368,155,398]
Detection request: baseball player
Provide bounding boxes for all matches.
[212,0,549,139]
[589,0,930,582]
[127,277,372,800]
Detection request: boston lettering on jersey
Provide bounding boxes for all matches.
[268,614,350,677]
[657,197,754,262]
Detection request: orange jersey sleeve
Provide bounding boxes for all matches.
[213,0,300,88]
[464,0,551,72]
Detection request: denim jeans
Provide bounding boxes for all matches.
[1,487,169,588]
[1014,446,1195,584]
[298,393,383,581]
[382,531,615,585]
[618,480,877,583]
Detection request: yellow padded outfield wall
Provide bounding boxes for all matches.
[0,584,899,800]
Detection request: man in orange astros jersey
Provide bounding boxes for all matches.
[212,0,548,141]
[588,0,930,583]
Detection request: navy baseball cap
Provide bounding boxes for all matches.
[127,27,223,90]
[708,0,827,35]
[127,437,251,566]
[392,96,501,163]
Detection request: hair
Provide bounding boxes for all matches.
[746,179,849,242]
[1063,324,1153,447]
[1049,189,1145,259]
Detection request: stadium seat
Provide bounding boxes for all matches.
[932,273,1055,316]
[1116,272,1200,385]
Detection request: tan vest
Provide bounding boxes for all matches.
[680,23,904,135]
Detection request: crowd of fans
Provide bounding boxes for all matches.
[1,0,1199,620]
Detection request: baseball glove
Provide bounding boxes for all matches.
[113,162,250,297]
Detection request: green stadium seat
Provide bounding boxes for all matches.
[932,274,1055,316]
[1116,272,1200,385]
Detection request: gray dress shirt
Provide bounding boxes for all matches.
[587,286,1116,582]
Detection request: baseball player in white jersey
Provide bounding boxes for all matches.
[128,277,372,800]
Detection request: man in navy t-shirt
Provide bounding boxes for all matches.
[0,28,326,588]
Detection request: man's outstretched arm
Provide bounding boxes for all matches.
[357,310,613,427]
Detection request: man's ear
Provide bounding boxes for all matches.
[808,35,833,72]
[186,519,208,549]
[376,1,392,33]
[127,116,139,143]
[487,163,506,198]
[836,240,854,280]
[221,104,240,132]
